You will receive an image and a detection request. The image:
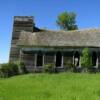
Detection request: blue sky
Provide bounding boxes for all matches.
[0,0,100,63]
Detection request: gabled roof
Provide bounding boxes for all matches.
[17,28,100,48]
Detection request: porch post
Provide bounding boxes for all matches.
[73,55,74,65]
[19,49,22,63]
[34,53,37,69]
[54,53,56,68]
[79,58,81,67]
[43,53,45,68]
[61,54,64,68]
[19,49,22,73]
[96,58,98,68]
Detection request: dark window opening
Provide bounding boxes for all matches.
[36,52,43,67]
[74,51,80,66]
[92,51,97,66]
[56,52,62,67]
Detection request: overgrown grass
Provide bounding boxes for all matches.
[0,73,100,100]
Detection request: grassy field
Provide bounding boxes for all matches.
[0,73,100,100]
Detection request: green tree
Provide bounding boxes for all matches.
[80,48,92,68]
[56,11,78,30]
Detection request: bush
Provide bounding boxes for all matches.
[0,63,9,77]
[20,62,28,74]
[64,60,73,71]
[80,48,92,69]
[9,63,19,75]
[44,63,55,73]
[0,62,19,78]
[73,66,82,73]
[14,61,28,74]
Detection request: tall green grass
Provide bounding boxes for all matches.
[0,73,100,100]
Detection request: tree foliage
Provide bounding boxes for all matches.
[56,11,78,30]
[80,48,92,68]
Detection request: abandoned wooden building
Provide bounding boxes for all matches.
[9,16,100,72]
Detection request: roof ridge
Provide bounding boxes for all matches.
[40,28,100,33]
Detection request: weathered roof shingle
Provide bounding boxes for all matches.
[17,29,100,48]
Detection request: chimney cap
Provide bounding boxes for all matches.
[14,16,34,22]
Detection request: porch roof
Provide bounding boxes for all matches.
[21,47,74,53]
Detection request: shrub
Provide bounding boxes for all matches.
[0,62,19,78]
[9,62,19,75]
[44,63,55,73]
[64,60,73,70]
[0,63,9,77]
[20,62,28,74]
[80,48,92,69]
[14,61,28,74]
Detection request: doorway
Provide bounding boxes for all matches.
[56,52,62,67]
[36,52,43,67]
[92,51,97,66]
